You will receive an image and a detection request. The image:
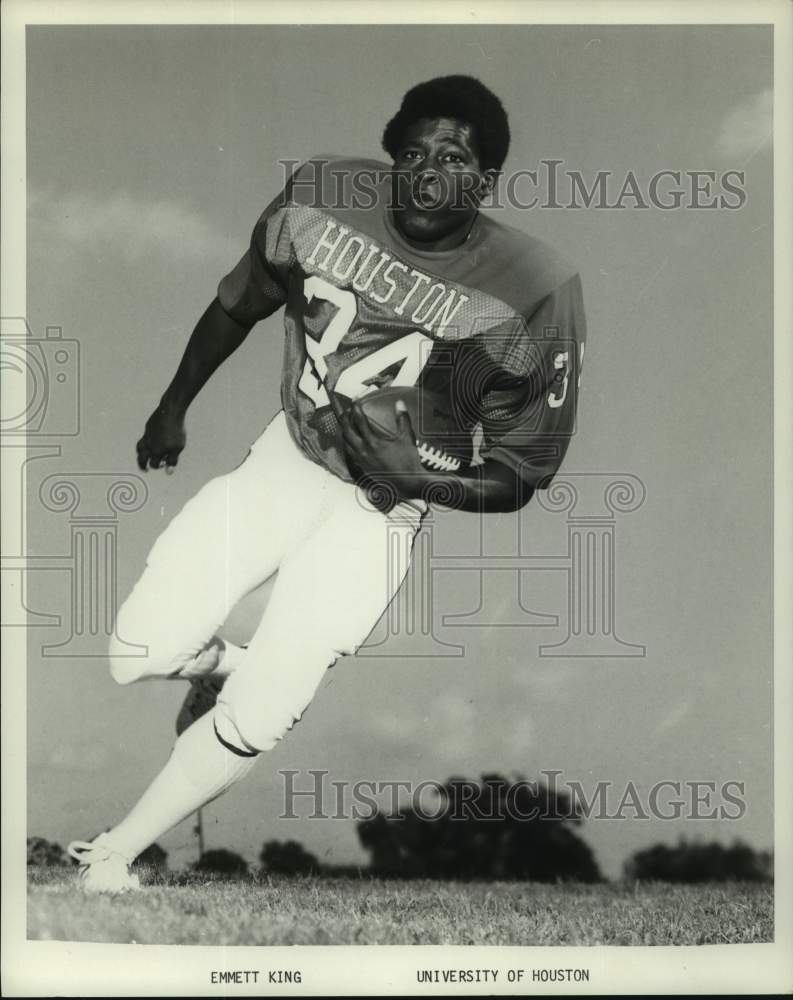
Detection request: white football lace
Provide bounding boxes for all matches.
[417,440,461,472]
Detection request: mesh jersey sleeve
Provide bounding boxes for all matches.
[476,273,586,489]
[216,173,299,327]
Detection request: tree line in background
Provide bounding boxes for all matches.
[28,773,772,883]
[624,840,772,883]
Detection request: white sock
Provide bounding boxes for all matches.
[104,709,258,862]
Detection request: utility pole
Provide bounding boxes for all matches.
[194,808,205,861]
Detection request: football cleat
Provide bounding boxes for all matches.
[175,672,227,736]
[67,834,141,894]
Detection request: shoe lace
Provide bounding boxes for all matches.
[67,839,129,867]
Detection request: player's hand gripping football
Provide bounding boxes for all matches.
[136,401,187,473]
[339,398,425,479]
[333,395,425,510]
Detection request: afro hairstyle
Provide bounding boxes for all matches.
[382,75,510,172]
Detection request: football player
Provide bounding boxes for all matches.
[68,75,585,891]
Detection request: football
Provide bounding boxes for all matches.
[356,386,472,473]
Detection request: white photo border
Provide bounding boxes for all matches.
[2,0,791,995]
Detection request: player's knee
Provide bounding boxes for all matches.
[107,633,145,685]
[213,704,263,758]
[237,716,293,753]
[222,688,309,753]
[227,662,344,752]
[333,637,359,658]
[107,632,177,685]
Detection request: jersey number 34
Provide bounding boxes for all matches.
[297,274,583,412]
[297,275,432,407]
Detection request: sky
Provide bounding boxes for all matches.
[22,24,773,878]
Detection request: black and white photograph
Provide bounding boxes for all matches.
[1,0,791,995]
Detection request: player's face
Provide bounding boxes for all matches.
[390,117,496,248]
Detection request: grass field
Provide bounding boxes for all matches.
[27,867,773,946]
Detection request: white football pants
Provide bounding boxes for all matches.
[108,411,424,751]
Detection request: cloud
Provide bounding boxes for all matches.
[433,691,477,729]
[28,186,232,263]
[47,742,108,772]
[715,89,772,159]
[654,700,692,735]
[362,691,485,764]
[515,661,574,689]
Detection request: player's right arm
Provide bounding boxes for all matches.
[136,299,255,471]
[137,172,298,472]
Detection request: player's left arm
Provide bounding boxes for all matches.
[472,273,586,501]
[340,273,586,513]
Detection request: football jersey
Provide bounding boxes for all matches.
[218,156,586,489]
